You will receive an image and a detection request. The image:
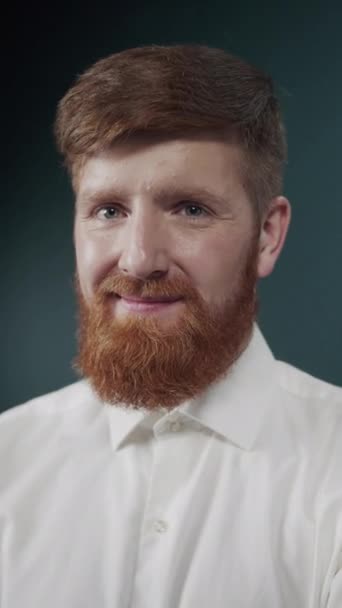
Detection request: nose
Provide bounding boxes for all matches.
[117,210,169,280]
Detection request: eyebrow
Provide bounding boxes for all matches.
[77,185,232,211]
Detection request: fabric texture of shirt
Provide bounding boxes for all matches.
[0,324,342,608]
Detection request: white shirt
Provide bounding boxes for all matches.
[1,324,342,608]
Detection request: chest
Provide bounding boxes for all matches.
[1,432,323,608]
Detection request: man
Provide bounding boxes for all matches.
[0,44,341,607]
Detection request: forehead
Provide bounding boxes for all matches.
[76,135,246,202]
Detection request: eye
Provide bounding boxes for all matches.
[178,202,209,219]
[95,206,122,220]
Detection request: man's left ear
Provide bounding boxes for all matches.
[257,196,291,278]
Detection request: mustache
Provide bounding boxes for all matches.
[76,273,198,302]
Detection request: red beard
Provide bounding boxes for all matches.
[73,234,259,411]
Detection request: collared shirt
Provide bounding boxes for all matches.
[0,324,341,608]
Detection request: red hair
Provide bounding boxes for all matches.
[54,44,286,220]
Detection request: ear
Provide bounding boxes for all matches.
[257,196,291,278]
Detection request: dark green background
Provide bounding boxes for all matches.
[2,0,341,412]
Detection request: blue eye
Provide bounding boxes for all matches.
[96,207,121,220]
[179,203,208,219]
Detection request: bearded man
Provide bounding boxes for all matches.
[1,45,341,608]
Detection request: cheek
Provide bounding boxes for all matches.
[187,237,244,305]
[74,229,109,298]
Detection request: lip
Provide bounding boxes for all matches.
[117,295,182,313]
[118,295,181,303]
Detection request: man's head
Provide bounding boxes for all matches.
[54,45,291,411]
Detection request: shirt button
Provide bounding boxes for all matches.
[168,420,183,432]
[154,519,168,533]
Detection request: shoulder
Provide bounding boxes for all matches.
[0,380,98,448]
[0,380,108,512]
[1,379,95,417]
[273,359,342,469]
[0,380,105,496]
[275,359,342,404]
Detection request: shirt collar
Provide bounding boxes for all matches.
[105,323,277,451]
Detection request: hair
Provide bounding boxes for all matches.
[54,44,287,222]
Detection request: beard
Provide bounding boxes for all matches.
[73,234,260,411]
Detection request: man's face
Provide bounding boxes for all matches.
[73,135,261,410]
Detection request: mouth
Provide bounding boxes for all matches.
[113,293,183,314]
[115,294,181,304]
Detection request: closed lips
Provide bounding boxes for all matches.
[117,295,181,303]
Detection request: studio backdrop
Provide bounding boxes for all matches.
[2,0,342,412]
